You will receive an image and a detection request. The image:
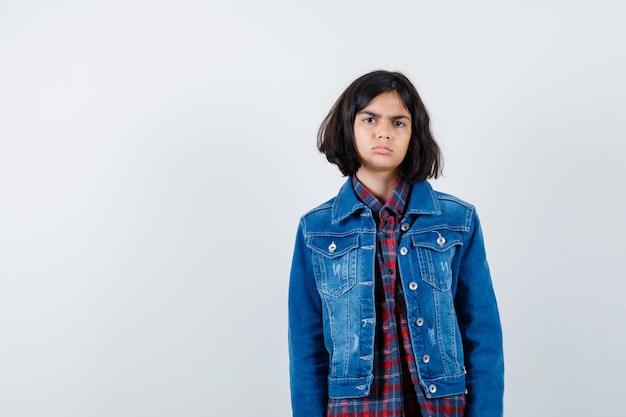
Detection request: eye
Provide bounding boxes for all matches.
[393,120,406,127]
[364,117,376,123]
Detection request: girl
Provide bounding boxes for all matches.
[288,70,504,417]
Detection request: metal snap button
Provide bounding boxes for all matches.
[436,234,446,246]
[429,384,437,394]
[400,223,410,232]
[328,242,337,253]
[422,354,430,364]
[416,317,424,327]
[400,247,408,255]
[408,282,418,291]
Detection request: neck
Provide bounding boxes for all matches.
[355,170,400,203]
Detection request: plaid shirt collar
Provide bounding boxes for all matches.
[351,175,410,219]
[332,177,436,223]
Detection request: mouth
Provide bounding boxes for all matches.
[372,146,392,154]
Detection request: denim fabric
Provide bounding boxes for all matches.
[288,178,504,417]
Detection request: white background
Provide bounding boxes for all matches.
[1,1,624,416]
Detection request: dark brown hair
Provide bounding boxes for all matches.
[317,70,442,183]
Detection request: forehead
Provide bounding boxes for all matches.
[360,91,410,114]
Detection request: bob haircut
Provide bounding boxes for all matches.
[317,70,442,183]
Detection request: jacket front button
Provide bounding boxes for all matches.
[400,247,408,255]
[422,354,430,364]
[415,317,424,326]
[400,223,410,232]
[429,384,437,394]
[408,282,418,291]
[328,242,337,253]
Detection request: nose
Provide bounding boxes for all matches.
[377,123,391,140]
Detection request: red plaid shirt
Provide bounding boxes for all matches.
[326,177,465,417]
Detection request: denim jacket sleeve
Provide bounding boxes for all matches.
[288,218,328,417]
[455,210,504,417]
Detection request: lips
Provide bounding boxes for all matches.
[372,146,392,154]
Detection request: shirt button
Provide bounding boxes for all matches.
[328,242,337,253]
[400,247,408,255]
[400,223,410,232]
[415,317,424,326]
[422,354,430,364]
[408,282,418,291]
[429,384,437,394]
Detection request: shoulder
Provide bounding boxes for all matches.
[295,196,338,235]
[408,181,476,213]
[409,182,478,232]
[431,187,476,213]
[297,179,369,235]
[300,196,336,219]
[299,178,361,225]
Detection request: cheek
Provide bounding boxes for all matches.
[399,136,412,158]
[354,137,367,159]
[353,127,367,151]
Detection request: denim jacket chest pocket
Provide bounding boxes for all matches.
[306,233,360,297]
[410,229,463,291]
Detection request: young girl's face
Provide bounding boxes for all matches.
[353,91,411,179]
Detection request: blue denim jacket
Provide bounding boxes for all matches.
[288,178,504,417]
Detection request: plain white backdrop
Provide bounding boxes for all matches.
[1,1,624,416]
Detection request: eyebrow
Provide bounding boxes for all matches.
[358,110,410,120]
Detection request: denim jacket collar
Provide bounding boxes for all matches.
[332,177,441,223]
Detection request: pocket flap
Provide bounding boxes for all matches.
[307,234,359,258]
[411,229,462,252]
